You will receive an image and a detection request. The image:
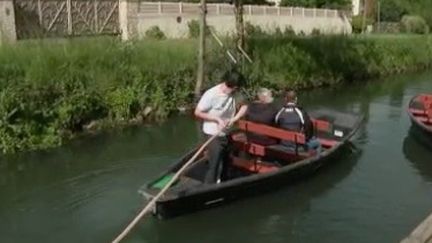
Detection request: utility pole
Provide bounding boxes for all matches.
[361,0,367,34]
[234,0,245,62]
[377,0,380,33]
[195,0,207,100]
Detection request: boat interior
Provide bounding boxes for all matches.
[146,109,361,194]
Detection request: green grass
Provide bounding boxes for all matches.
[1,34,432,154]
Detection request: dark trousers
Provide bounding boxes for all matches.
[205,135,229,184]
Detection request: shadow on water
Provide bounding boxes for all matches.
[131,146,362,243]
[403,127,432,183]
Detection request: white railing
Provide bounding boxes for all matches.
[138,2,340,18]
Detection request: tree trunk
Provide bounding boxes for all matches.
[195,0,207,100]
[234,0,245,62]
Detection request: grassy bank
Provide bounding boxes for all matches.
[0,35,432,153]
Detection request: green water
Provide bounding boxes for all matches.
[1,72,432,243]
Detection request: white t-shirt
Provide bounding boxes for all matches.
[196,84,236,136]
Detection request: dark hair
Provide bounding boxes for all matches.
[284,89,297,102]
[221,69,246,88]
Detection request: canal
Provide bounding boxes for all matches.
[1,71,432,243]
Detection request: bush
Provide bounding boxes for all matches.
[284,26,296,36]
[245,22,265,37]
[400,15,429,34]
[280,0,350,9]
[351,15,375,33]
[187,19,212,38]
[380,0,407,22]
[145,26,166,40]
[311,28,321,36]
[187,20,200,38]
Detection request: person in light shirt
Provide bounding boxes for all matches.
[194,70,248,184]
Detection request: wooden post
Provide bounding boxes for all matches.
[37,0,43,26]
[195,0,207,100]
[179,2,183,14]
[94,0,98,33]
[67,0,72,35]
[158,1,162,14]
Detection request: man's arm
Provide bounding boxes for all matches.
[228,104,248,126]
[194,107,224,126]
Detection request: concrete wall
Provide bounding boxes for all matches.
[137,14,351,39]
[131,3,352,39]
[352,0,361,16]
[0,0,17,44]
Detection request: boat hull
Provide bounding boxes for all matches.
[407,94,432,141]
[148,143,350,219]
[140,109,363,219]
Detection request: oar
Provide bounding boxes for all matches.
[112,130,223,243]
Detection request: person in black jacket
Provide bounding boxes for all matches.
[244,88,279,145]
[275,89,321,152]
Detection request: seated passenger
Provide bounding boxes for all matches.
[274,90,321,153]
[244,88,279,145]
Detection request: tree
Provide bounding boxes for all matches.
[379,0,407,22]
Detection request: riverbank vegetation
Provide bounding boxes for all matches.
[0,34,432,153]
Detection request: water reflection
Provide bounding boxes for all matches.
[403,127,432,182]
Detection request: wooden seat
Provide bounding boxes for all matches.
[427,110,432,119]
[410,108,426,116]
[312,119,332,132]
[231,155,279,174]
[237,120,340,156]
[230,121,341,173]
[318,138,339,148]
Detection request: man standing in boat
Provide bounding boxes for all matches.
[194,69,248,184]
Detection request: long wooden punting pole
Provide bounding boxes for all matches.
[111,132,220,243]
[194,0,207,100]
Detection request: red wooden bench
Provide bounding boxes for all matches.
[230,120,340,174]
[238,120,338,149]
[230,156,279,173]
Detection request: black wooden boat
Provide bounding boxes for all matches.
[408,94,432,138]
[139,109,363,219]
